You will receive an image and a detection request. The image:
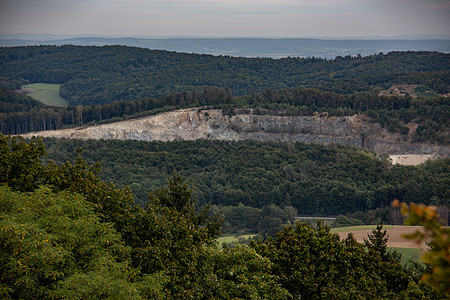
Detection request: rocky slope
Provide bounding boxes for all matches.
[22,108,449,165]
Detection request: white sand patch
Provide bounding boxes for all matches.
[390,154,431,166]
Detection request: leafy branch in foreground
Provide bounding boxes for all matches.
[394,199,450,293]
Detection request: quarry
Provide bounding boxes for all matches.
[22,108,449,166]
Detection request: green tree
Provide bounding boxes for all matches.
[0,135,46,192]
[0,186,144,299]
[364,224,389,260]
[0,134,137,234]
[211,244,289,299]
[252,222,411,299]
[121,173,223,298]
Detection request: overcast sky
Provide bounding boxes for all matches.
[1,0,449,38]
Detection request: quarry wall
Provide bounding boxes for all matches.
[22,108,449,164]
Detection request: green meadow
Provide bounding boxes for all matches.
[22,83,68,106]
[217,234,257,248]
[388,247,423,265]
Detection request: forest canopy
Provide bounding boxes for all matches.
[1,46,448,105]
[0,46,448,144]
[42,138,450,217]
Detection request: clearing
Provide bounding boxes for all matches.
[21,83,68,106]
[217,233,256,248]
[333,225,427,265]
[334,225,428,250]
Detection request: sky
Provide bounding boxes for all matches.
[0,0,449,38]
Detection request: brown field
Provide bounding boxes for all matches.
[337,226,429,250]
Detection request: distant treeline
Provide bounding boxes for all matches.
[42,138,450,217]
[1,46,448,105]
[2,85,448,143]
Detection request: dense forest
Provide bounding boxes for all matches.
[1,135,447,298]
[2,85,449,143]
[0,46,448,144]
[1,46,449,105]
[42,138,449,219]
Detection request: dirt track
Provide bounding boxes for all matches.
[337,226,428,250]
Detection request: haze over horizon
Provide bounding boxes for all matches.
[1,0,449,38]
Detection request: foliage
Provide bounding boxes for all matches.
[332,215,364,228]
[0,134,137,234]
[251,222,411,299]
[1,46,448,142]
[1,86,449,144]
[364,224,389,260]
[43,138,450,218]
[0,134,46,192]
[211,244,289,299]
[340,207,391,225]
[0,133,446,298]
[220,203,262,232]
[1,133,296,298]
[1,46,448,105]
[0,87,45,114]
[0,186,142,299]
[139,176,223,297]
[395,200,450,293]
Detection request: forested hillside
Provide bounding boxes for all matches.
[2,86,449,144]
[1,46,448,105]
[1,46,448,144]
[42,138,449,217]
[1,135,447,298]
[0,87,45,113]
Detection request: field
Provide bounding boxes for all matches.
[21,83,68,106]
[216,226,424,264]
[334,225,428,265]
[330,225,394,233]
[217,234,257,248]
[388,247,422,265]
[334,225,428,250]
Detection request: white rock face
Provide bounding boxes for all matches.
[21,108,449,165]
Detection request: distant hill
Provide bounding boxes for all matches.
[1,46,448,106]
[1,37,449,59]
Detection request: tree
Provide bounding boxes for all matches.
[211,244,289,299]
[251,221,411,299]
[0,186,144,299]
[0,134,46,192]
[121,173,223,298]
[364,224,389,260]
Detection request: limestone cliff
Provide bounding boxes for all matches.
[22,108,449,164]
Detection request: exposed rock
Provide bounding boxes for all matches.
[389,155,432,166]
[22,108,449,165]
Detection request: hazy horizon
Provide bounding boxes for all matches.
[1,0,449,38]
[2,33,450,41]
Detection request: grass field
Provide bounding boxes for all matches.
[217,234,257,248]
[22,83,68,106]
[388,247,423,265]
